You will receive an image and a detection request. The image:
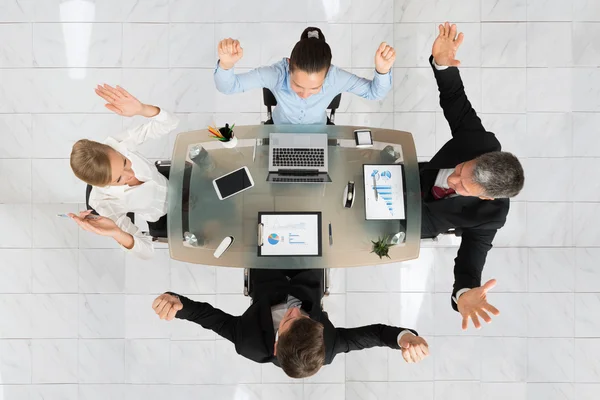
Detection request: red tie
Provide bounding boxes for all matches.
[432,186,455,200]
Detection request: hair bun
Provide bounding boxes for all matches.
[300,27,326,42]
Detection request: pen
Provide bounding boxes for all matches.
[372,174,378,201]
[252,139,256,162]
[328,222,333,246]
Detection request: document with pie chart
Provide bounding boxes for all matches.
[363,164,406,220]
[258,212,322,257]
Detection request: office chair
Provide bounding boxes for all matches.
[262,88,342,125]
[84,160,171,241]
[243,268,330,306]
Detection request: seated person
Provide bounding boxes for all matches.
[423,23,525,330]
[68,84,179,259]
[153,269,429,378]
[214,27,396,125]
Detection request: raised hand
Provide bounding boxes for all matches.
[95,84,144,117]
[218,38,244,70]
[457,279,500,330]
[374,42,396,74]
[399,334,430,363]
[432,22,464,67]
[152,293,183,321]
[68,210,121,237]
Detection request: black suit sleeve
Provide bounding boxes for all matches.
[332,324,418,355]
[450,228,497,311]
[167,292,239,343]
[429,55,485,136]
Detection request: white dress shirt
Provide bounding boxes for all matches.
[434,168,454,189]
[89,109,180,259]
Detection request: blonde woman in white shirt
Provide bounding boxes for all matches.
[69,84,179,259]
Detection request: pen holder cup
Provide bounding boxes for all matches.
[220,135,238,149]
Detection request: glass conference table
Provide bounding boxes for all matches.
[167,124,421,268]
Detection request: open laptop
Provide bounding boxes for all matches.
[267,133,332,183]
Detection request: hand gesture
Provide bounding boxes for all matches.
[374,42,396,74]
[432,22,464,67]
[457,279,500,330]
[218,38,244,70]
[152,293,183,321]
[68,210,120,237]
[399,334,430,363]
[95,84,143,117]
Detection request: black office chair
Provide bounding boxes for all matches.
[262,88,342,125]
[84,160,171,241]
[243,268,330,306]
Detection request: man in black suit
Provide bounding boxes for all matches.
[424,22,524,330]
[153,269,429,378]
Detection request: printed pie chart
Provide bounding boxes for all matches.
[267,233,280,245]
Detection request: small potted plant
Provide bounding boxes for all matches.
[208,123,237,148]
[371,236,392,259]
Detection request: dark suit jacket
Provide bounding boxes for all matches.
[423,56,510,311]
[167,270,417,367]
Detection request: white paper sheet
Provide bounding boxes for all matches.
[260,213,320,256]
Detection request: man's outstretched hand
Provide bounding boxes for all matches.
[457,279,500,330]
[432,21,464,67]
[399,334,430,363]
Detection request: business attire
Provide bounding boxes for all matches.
[168,269,417,367]
[88,109,180,259]
[214,58,392,125]
[422,56,510,311]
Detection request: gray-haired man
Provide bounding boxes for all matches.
[421,22,525,330]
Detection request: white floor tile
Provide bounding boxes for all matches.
[78,339,125,383]
[528,338,574,382]
[124,339,170,384]
[79,294,125,339]
[434,336,481,380]
[32,339,78,384]
[481,337,527,382]
[575,339,600,382]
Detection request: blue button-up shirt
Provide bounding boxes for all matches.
[214,58,392,125]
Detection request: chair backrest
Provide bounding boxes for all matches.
[263,88,277,108]
[262,88,343,124]
[327,93,342,111]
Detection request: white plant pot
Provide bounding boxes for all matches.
[220,136,238,148]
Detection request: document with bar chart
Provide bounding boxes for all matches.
[363,165,406,220]
[258,212,322,256]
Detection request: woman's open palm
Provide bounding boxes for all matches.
[95,84,143,117]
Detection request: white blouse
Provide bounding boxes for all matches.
[88,109,180,259]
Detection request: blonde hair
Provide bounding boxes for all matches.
[70,139,114,187]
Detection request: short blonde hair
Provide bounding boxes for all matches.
[70,139,114,187]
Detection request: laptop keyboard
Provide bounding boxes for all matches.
[272,148,325,168]
[272,176,327,183]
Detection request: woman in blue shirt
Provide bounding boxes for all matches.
[214,27,396,125]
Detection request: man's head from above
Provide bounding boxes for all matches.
[289,27,332,99]
[70,139,136,187]
[448,151,524,199]
[274,307,325,378]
